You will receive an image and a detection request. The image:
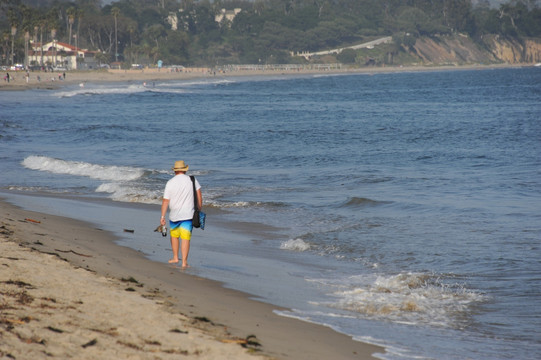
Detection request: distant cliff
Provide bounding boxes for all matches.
[408,35,541,65]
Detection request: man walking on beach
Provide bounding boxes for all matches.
[160,160,202,268]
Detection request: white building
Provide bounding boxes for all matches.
[28,41,99,70]
[215,8,242,26]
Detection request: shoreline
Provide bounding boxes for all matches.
[0,63,529,91]
[0,196,384,359]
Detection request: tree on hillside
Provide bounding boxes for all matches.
[111,6,119,61]
[2,0,541,67]
[443,0,473,33]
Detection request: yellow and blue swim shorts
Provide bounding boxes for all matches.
[169,220,193,240]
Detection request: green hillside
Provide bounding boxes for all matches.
[2,0,540,67]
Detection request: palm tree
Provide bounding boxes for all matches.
[34,18,44,67]
[51,28,56,67]
[10,25,16,65]
[67,7,76,46]
[111,7,120,62]
[127,23,136,48]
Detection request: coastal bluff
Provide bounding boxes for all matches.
[409,34,541,65]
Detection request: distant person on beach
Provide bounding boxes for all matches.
[160,160,202,268]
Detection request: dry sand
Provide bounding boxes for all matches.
[0,198,384,359]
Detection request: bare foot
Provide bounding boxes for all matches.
[181,264,190,269]
[168,258,179,264]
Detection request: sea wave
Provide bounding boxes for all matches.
[309,272,484,329]
[280,238,311,251]
[95,182,162,204]
[22,155,145,182]
[53,78,237,98]
[55,84,146,98]
[167,79,236,87]
[5,185,73,193]
[340,197,391,208]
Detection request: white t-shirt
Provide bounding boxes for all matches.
[163,174,201,222]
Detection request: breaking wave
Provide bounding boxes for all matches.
[309,272,484,329]
[22,155,144,181]
[95,182,162,204]
[280,238,311,251]
[21,155,163,204]
[55,84,147,98]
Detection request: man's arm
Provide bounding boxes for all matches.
[196,189,202,210]
[160,198,170,225]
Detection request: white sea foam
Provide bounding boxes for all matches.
[22,156,144,181]
[204,198,262,208]
[310,272,484,329]
[167,79,235,87]
[280,238,311,251]
[55,84,145,98]
[6,185,70,193]
[95,182,162,204]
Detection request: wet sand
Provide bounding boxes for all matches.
[0,197,384,359]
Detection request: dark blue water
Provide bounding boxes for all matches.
[1,68,540,359]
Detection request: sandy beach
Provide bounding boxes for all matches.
[1,68,213,91]
[0,197,384,359]
[0,63,526,91]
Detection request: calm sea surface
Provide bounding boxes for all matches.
[1,68,540,359]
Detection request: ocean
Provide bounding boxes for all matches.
[1,67,540,359]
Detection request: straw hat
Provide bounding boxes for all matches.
[172,160,189,172]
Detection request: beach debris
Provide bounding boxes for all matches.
[144,339,161,346]
[0,224,14,236]
[221,335,261,349]
[117,340,142,350]
[16,291,34,305]
[121,276,143,292]
[170,328,189,334]
[121,277,143,287]
[2,280,34,288]
[2,318,27,325]
[46,326,64,333]
[54,249,92,258]
[194,316,212,323]
[81,338,97,348]
[24,218,41,224]
[123,228,135,233]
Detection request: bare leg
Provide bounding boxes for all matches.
[169,236,180,263]
[181,238,191,268]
